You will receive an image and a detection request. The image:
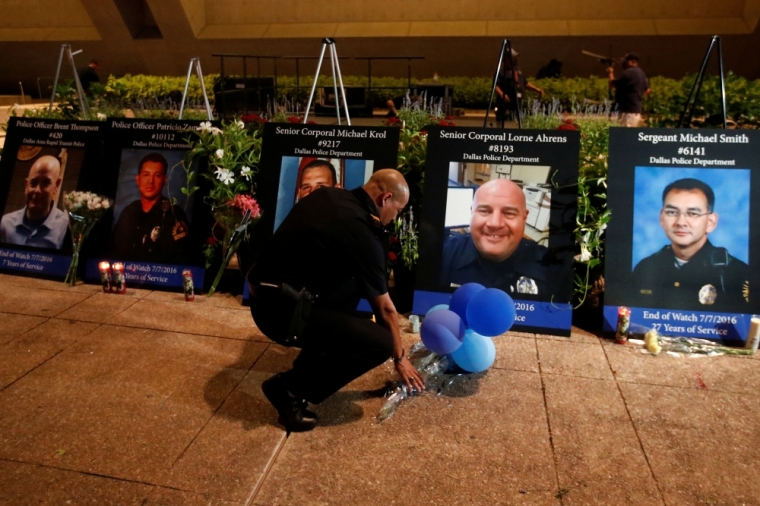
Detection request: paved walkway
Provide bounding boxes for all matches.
[1,272,759,505]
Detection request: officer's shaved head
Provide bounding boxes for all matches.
[366,169,409,203]
[470,179,528,262]
[25,155,63,221]
[364,169,409,225]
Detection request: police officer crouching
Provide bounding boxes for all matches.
[248,169,425,432]
[632,178,749,310]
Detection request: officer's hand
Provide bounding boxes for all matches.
[395,357,425,392]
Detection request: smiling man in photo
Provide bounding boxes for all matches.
[0,155,68,249]
[440,178,562,297]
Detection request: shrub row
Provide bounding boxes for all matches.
[89,73,760,127]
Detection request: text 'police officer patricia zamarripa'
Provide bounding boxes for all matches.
[111,153,190,264]
[632,178,749,310]
[248,168,425,432]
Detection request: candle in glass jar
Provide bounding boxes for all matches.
[111,262,127,294]
[98,262,111,293]
[615,306,631,344]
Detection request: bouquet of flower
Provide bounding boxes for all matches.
[63,191,112,286]
[183,119,263,295]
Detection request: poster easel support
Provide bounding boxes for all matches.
[678,35,727,129]
[49,44,89,120]
[179,58,214,121]
[303,38,351,126]
[484,39,521,129]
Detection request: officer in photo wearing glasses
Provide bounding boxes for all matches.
[632,178,749,310]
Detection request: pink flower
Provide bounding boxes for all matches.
[229,194,262,218]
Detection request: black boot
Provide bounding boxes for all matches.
[261,374,318,432]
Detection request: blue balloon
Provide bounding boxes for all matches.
[465,288,516,337]
[420,309,465,354]
[450,329,496,373]
[449,283,486,326]
[425,304,450,317]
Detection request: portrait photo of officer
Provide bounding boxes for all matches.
[0,152,70,250]
[440,178,566,299]
[273,156,374,232]
[111,151,191,264]
[632,176,750,310]
[296,159,341,201]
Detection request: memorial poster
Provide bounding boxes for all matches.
[84,118,212,289]
[414,126,580,336]
[604,128,760,344]
[244,122,400,303]
[0,117,102,278]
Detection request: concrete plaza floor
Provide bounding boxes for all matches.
[1,272,760,505]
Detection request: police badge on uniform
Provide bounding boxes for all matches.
[516,276,539,294]
[172,221,188,241]
[698,284,717,305]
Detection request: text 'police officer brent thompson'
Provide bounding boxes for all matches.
[111,153,190,264]
[632,178,749,310]
[440,179,566,299]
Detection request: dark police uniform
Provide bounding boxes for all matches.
[248,186,393,404]
[111,197,190,264]
[632,240,749,311]
[440,233,570,301]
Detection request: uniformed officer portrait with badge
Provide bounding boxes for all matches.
[111,150,192,264]
[630,172,750,311]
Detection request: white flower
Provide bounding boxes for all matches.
[574,244,592,263]
[210,127,223,136]
[102,199,111,209]
[97,113,106,120]
[198,121,213,132]
[215,149,224,159]
[214,167,234,185]
[235,120,244,128]
[240,166,252,180]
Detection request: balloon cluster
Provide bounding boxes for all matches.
[419,283,516,373]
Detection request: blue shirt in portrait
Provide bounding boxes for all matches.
[0,206,69,249]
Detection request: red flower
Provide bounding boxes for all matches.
[556,119,579,131]
[206,236,219,245]
[240,114,266,124]
[390,235,400,244]
[286,116,301,123]
[388,251,398,262]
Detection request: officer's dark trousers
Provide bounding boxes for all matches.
[251,301,394,404]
